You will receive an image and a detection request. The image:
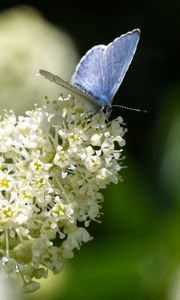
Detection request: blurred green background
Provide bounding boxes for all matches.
[0,1,180,299]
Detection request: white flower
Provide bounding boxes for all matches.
[0,94,126,292]
[90,133,102,146]
[85,155,102,172]
[54,146,70,168]
[0,173,13,191]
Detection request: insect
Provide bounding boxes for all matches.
[38,29,141,112]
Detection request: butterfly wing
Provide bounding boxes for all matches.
[70,46,107,105]
[71,29,140,106]
[103,29,140,102]
[38,69,100,108]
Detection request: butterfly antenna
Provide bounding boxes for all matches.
[112,104,147,113]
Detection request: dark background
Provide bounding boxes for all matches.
[0,0,179,162]
[0,1,180,300]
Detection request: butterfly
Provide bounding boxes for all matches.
[38,29,140,112]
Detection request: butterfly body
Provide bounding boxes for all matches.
[39,29,140,110]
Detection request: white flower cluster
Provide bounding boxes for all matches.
[0,95,126,292]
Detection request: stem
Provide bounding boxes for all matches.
[54,174,70,204]
[5,228,9,259]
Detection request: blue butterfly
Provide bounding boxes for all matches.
[39,29,140,111]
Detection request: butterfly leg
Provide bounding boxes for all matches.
[86,105,112,121]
